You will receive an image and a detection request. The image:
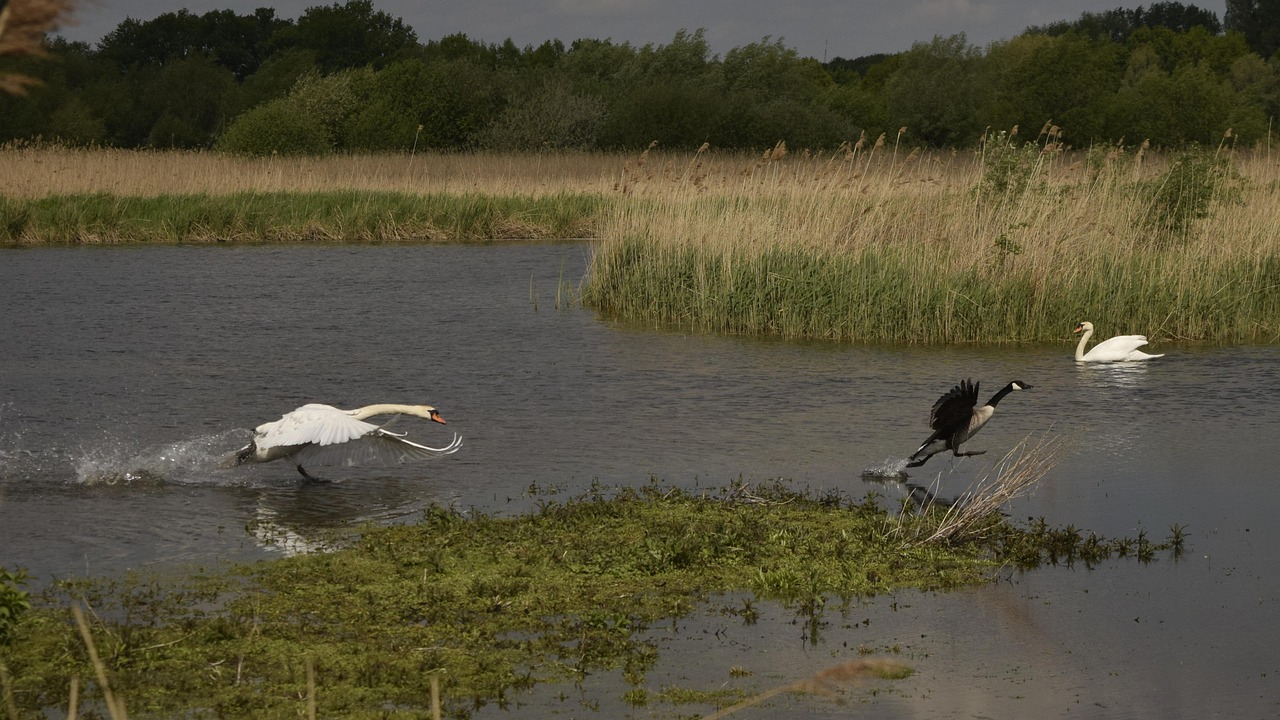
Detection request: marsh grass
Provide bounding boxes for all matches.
[4,143,1277,342]
[0,190,602,244]
[584,142,1280,343]
[3,469,1183,720]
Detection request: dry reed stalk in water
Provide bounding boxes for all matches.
[430,672,441,720]
[700,658,911,719]
[71,604,127,720]
[67,675,80,720]
[915,433,1062,546]
[306,656,316,720]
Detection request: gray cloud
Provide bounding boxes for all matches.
[55,0,1229,60]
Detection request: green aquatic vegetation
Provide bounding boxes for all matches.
[0,567,30,645]
[1,480,1184,719]
[0,190,605,244]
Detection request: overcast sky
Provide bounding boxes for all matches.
[54,0,1230,60]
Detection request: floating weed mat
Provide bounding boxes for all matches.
[2,474,1183,719]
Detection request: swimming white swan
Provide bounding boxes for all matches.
[230,403,462,480]
[1073,321,1164,362]
[906,379,1030,468]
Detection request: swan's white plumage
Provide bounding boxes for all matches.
[233,403,461,478]
[253,404,381,449]
[1074,321,1164,362]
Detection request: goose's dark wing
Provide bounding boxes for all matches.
[928,379,979,433]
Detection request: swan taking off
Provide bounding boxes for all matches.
[1073,321,1164,362]
[230,403,462,480]
[906,379,1030,468]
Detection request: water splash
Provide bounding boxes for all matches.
[861,458,909,480]
[73,429,251,486]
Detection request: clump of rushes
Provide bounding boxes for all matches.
[4,466,1182,719]
[583,142,1280,344]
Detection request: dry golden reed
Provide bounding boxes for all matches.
[583,143,1280,343]
[701,658,912,719]
[0,145,626,198]
[0,0,76,95]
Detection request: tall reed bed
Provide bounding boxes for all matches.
[0,145,626,198]
[583,144,1280,343]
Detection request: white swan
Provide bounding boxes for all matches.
[229,403,462,480]
[1073,321,1164,362]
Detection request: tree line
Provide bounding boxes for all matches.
[1,0,1278,154]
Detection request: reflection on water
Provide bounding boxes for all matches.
[2,245,1279,719]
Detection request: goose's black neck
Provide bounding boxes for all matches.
[985,383,1018,407]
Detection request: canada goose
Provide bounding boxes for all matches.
[229,403,462,480]
[1073,321,1163,362]
[906,379,1030,468]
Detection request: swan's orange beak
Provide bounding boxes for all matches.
[431,411,447,425]
[1072,326,1082,333]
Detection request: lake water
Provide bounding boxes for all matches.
[1,244,1277,718]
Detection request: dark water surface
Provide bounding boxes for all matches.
[2,244,1277,718]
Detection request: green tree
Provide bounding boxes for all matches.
[1028,2,1222,41]
[143,54,240,147]
[239,47,319,109]
[475,77,606,150]
[289,0,418,72]
[288,67,376,147]
[1225,0,1280,59]
[983,32,1125,144]
[885,34,987,146]
[343,59,498,150]
[1108,61,1260,144]
[49,95,107,144]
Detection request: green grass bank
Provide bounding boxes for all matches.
[0,479,1181,720]
[0,191,604,244]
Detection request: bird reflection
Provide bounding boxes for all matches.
[1073,358,1153,388]
[241,476,452,556]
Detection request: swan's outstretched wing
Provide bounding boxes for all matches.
[294,432,463,467]
[254,404,379,450]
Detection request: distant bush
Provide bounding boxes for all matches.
[475,79,607,151]
[1138,148,1243,241]
[976,129,1048,202]
[215,98,330,155]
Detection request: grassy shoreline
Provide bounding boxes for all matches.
[0,469,1183,720]
[0,191,604,244]
[3,146,1279,343]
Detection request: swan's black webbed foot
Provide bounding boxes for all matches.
[954,450,987,457]
[296,465,327,482]
[905,457,928,468]
[233,442,255,464]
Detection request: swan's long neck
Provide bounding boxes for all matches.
[1074,327,1093,361]
[348,404,433,421]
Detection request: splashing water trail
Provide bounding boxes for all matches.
[861,458,910,480]
[74,429,251,486]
